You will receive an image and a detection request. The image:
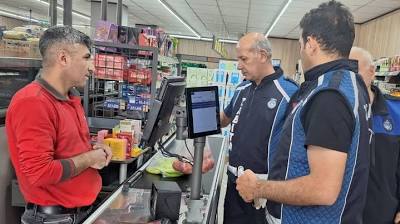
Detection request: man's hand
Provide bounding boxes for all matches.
[236,169,258,203]
[394,211,400,224]
[93,144,112,166]
[88,144,112,169]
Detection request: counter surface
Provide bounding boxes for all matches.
[83,135,226,224]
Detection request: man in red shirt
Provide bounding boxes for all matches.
[6,26,112,224]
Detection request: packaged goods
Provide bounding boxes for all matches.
[104,138,127,161]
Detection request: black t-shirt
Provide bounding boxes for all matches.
[302,90,355,153]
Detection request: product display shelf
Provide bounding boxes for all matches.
[83,41,158,122]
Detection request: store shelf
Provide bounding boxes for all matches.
[0,57,42,68]
[176,54,223,63]
[158,55,179,65]
[93,41,159,53]
[375,71,400,77]
[90,91,119,99]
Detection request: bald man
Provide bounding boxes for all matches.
[350,47,400,224]
[220,33,298,224]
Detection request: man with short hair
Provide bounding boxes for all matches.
[350,47,400,224]
[236,1,371,223]
[221,32,298,224]
[6,26,112,224]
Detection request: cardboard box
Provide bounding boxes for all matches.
[95,53,126,69]
[104,138,127,161]
[125,68,151,84]
[96,67,124,81]
[94,20,118,43]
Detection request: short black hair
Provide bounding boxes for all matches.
[300,0,355,58]
[39,26,91,61]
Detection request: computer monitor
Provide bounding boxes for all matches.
[141,76,186,148]
[185,86,221,139]
[156,76,185,100]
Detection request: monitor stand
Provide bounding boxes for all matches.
[185,136,206,223]
[175,108,206,223]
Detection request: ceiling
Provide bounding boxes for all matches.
[0,0,399,40]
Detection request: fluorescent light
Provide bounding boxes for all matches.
[0,10,41,23]
[265,0,292,37]
[169,35,238,43]
[169,35,213,42]
[200,37,213,41]
[219,39,238,44]
[158,0,200,38]
[35,0,91,21]
[57,23,91,28]
[169,34,200,40]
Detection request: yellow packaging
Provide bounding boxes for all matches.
[112,125,120,138]
[131,146,142,158]
[104,138,127,161]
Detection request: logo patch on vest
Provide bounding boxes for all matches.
[267,98,277,109]
[383,118,393,132]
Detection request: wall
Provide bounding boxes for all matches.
[0,16,25,29]
[354,24,361,48]
[176,37,300,75]
[269,38,300,75]
[176,39,235,69]
[355,9,400,58]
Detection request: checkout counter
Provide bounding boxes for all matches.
[1,72,225,223]
[84,135,227,224]
[84,84,226,224]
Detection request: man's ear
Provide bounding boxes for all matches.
[56,49,69,66]
[259,49,269,63]
[368,65,376,79]
[306,36,319,56]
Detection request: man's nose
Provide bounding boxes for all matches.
[88,59,94,74]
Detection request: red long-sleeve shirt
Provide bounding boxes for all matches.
[6,77,101,208]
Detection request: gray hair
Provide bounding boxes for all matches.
[252,37,272,58]
[39,26,91,65]
[351,46,374,67]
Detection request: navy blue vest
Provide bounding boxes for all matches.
[226,72,298,174]
[363,86,400,223]
[267,70,371,224]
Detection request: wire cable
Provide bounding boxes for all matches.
[157,140,193,165]
[184,139,194,160]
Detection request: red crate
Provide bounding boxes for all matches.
[95,53,126,69]
[95,67,124,81]
[124,68,151,84]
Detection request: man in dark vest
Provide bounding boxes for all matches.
[236,1,371,223]
[220,32,298,224]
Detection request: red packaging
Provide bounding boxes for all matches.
[95,53,126,69]
[125,68,151,84]
[117,132,133,158]
[95,67,123,81]
[95,67,106,79]
[105,68,124,81]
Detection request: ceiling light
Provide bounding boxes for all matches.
[57,23,91,28]
[265,0,292,37]
[169,35,214,42]
[0,10,40,23]
[158,0,200,38]
[170,35,238,43]
[169,34,200,40]
[35,0,90,20]
[219,39,238,44]
[200,37,213,41]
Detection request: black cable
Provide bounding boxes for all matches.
[184,139,194,160]
[157,140,193,165]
